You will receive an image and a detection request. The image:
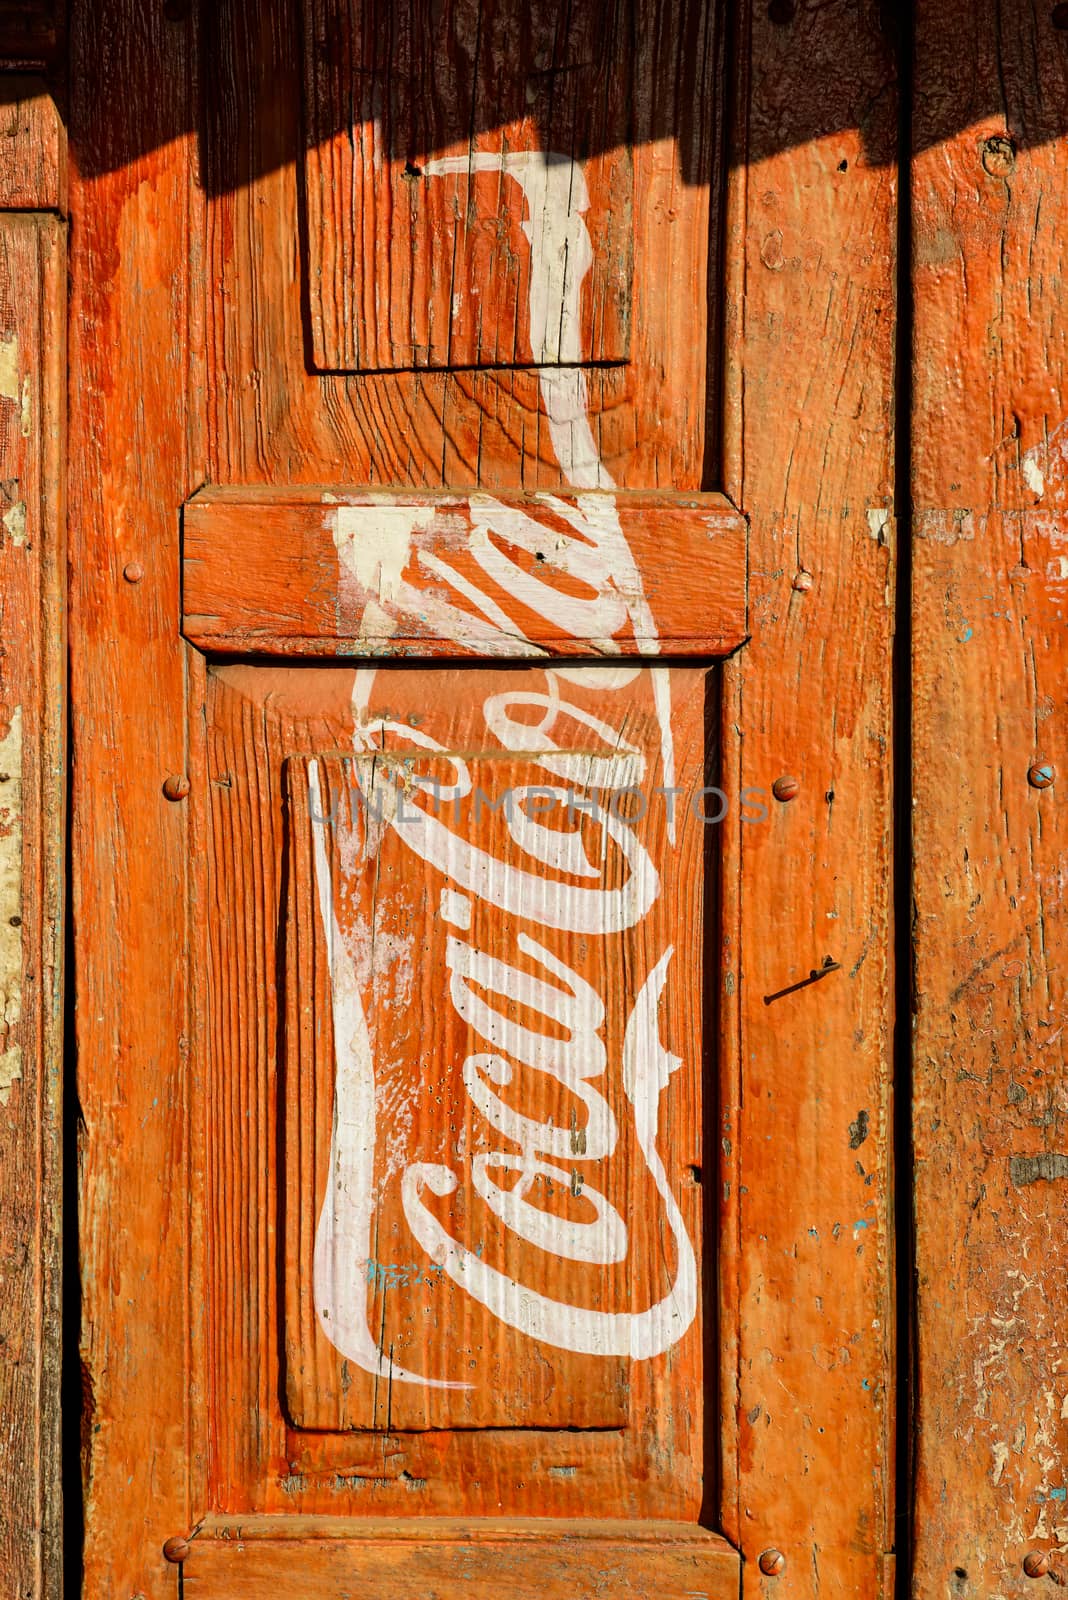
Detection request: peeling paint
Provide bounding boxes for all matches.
[2,500,26,545]
[0,705,22,1106]
[0,334,19,403]
[1023,455,1045,498]
[1009,1152,1068,1186]
[866,507,891,542]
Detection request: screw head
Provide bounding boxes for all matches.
[1028,762,1056,790]
[162,774,191,802]
[758,1548,786,1577]
[162,1537,191,1564]
[1024,1550,1050,1579]
[122,561,145,583]
[772,775,801,803]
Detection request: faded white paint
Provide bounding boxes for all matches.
[1023,455,1045,498]
[0,707,22,1106]
[0,335,19,403]
[334,502,435,603]
[309,759,470,1392]
[312,148,696,1385]
[867,506,891,542]
[2,500,26,545]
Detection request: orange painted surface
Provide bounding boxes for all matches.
[69,0,898,1596]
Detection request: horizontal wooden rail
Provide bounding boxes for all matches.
[182,486,747,659]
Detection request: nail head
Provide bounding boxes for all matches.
[122,561,144,584]
[1024,1551,1050,1579]
[162,774,191,802]
[758,1549,786,1577]
[792,570,813,592]
[772,775,801,803]
[1028,763,1055,790]
[162,1537,191,1564]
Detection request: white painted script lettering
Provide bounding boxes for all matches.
[312,145,697,1385]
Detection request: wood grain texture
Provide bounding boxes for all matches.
[69,2,199,1597]
[183,1516,739,1600]
[204,0,723,494]
[0,212,64,1600]
[206,662,711,1518]
[302,0,633,371]
[719,2,897,1595]
[0,78,65,210]
[912,6,1068,1593]
[183,488,747,656]
[0,1,60,58]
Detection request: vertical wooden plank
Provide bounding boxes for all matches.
[912,8,1068,1593]
[0,211,64,1600]
[721,3,897,1594]
[0,80,65,212]
[69,1,197,1595]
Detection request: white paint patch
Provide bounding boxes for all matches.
[0,706,22,1107]
[0,335,19,403]
[991,1440,1009,1484]
[867,507,891,542]
[334,503,434,603]
[1023,455,1045,498]
[2,501,26,545]
[439,888,471,929]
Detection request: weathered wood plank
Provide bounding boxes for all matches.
[302,0,634,371]
[205,0,722,494]
[69,3,198,1597]
[912,6,1068,1592]
[183,1517,739,1600]
[183,489,747,657]
[720,1,897,1594]
[0,211,64,1600]
[207,660,711,1518]
[0,77,65,210]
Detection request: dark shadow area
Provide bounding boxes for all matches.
[48,0,1068,194]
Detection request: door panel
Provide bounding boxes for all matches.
[302,0,634,371]
[203,649,722,1535]
[69,0,898,1594]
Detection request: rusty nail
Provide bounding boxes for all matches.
[772,775,801,802]
[758,1549,787,1577]
[1024,1551,1051,1579]
[162,774,191,802]
[122,561,144,583]
[1028,762,1055,789]
[792,569,813,592]
[162,1537,191,1564]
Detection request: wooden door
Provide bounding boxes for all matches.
[68,2,897,1599]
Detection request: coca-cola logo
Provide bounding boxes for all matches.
[307,146,701,1390]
